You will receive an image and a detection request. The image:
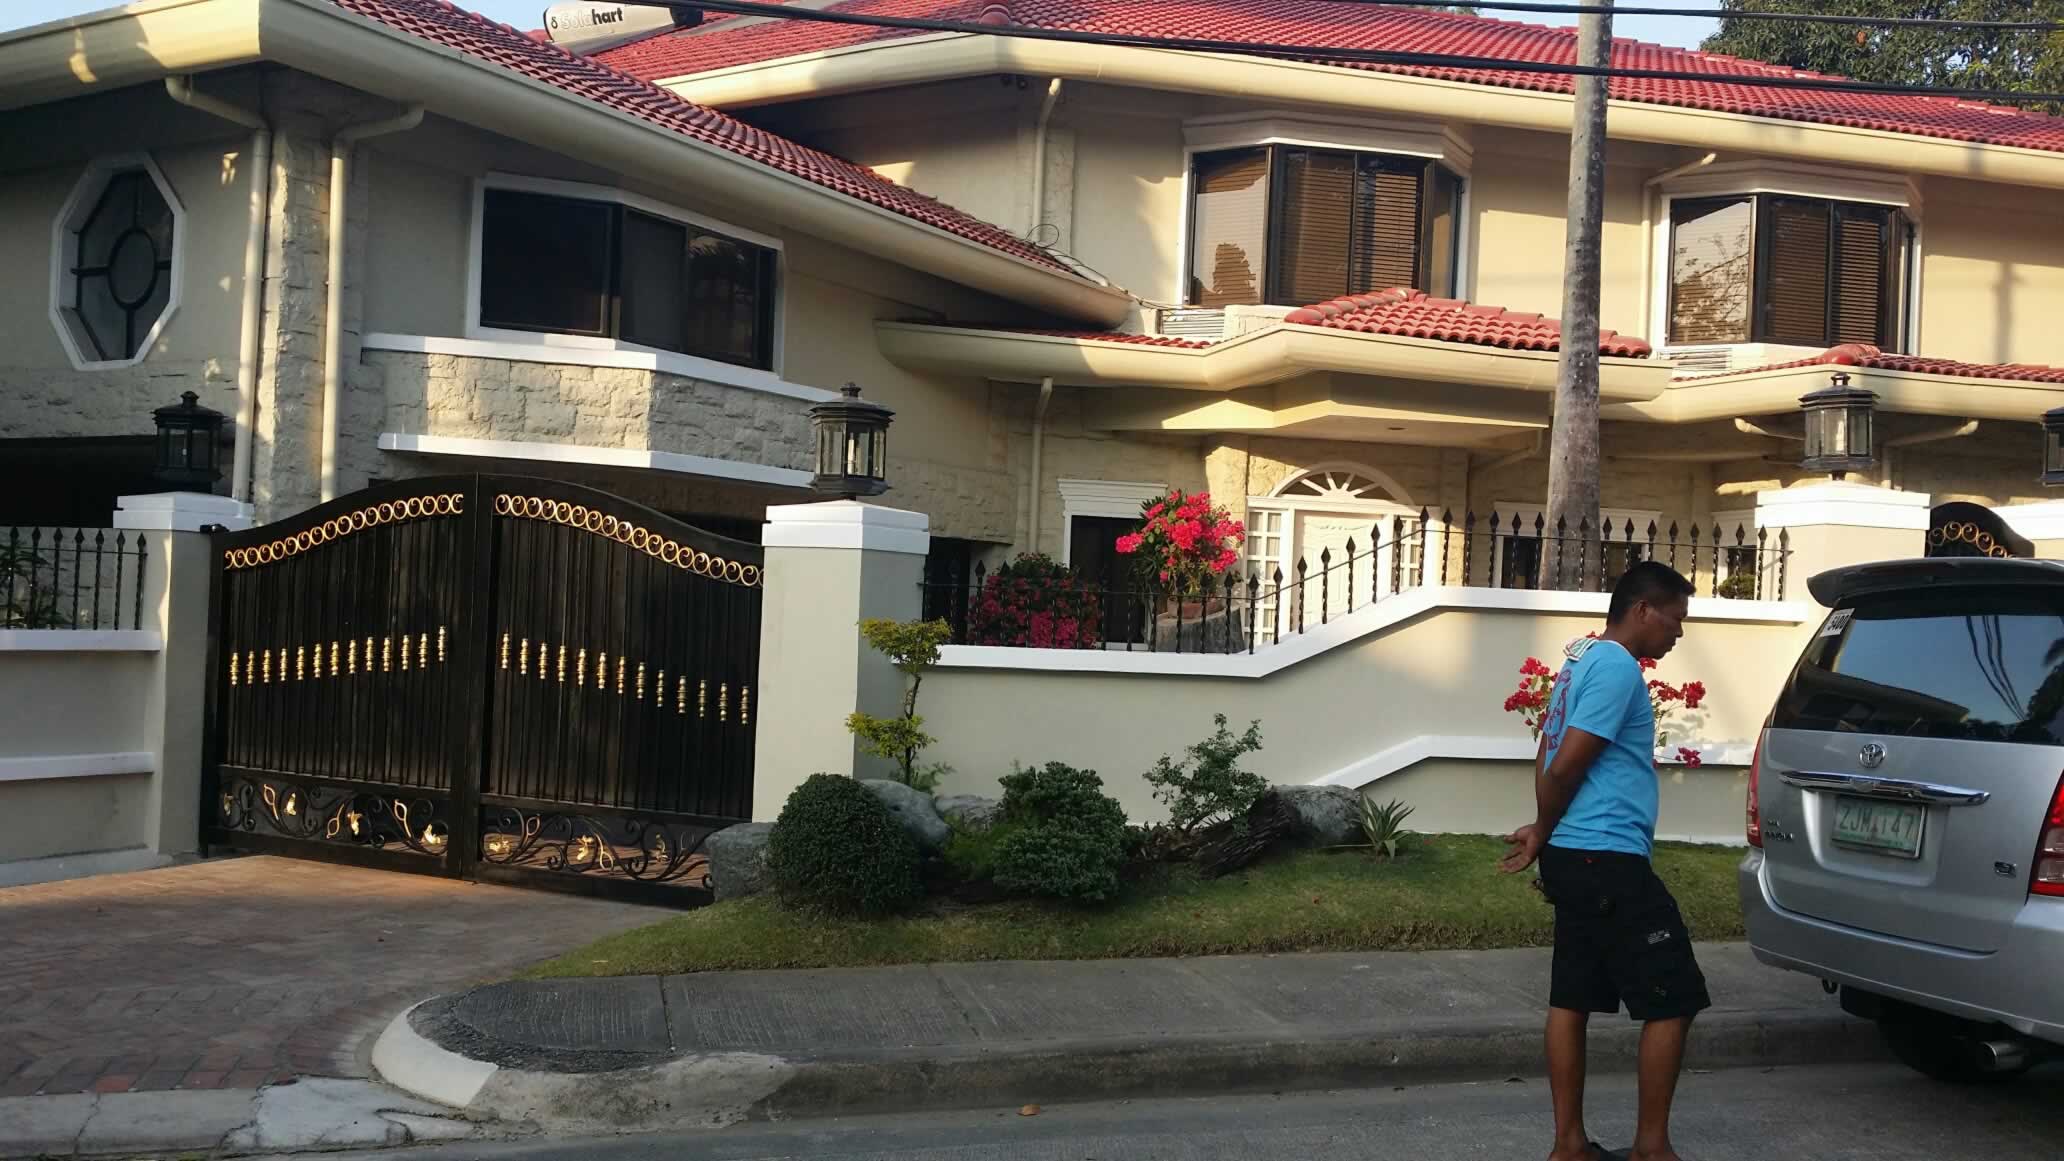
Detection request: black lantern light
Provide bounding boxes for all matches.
[1799,372,1878,480]
[809,383,894,499]
[2043,406,2064,487]
[152,390,226,490]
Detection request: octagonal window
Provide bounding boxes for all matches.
[52,156,183,368]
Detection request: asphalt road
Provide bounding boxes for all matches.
[326,1061,2061,1161]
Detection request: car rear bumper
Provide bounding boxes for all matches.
[1739,850,2064,1046]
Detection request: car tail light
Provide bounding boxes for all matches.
[1746,730,1766,848]
[2034,773,2064,898]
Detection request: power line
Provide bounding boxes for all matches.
[1340,1,2064,35]
[677,0,2064,106]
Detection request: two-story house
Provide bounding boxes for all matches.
[594,0,2064,597]
[6,0,2064,612]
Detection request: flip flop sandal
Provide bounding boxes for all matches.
[1588,1144,1625,1161]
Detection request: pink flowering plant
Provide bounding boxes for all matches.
[1115,488,1247,596]
[1503,633,1709,767]
[966,553,1104,649]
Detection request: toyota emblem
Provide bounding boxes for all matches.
[1859,743,1887,769]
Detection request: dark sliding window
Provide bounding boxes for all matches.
[479,188,778,370]
[1186,146,1464,309]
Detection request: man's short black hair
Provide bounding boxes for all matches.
[1608,560,1695,623]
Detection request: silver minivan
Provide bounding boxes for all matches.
[1740,557,2064,1082]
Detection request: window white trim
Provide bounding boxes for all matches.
[48,152,185,372]
[1266,463,1417,507]
[1647,170,1921,354]
[361,332,836,403]
[467,172,785,374]
[1182,111,1474,173]
[1057,478,1164,565]
[1175,122,1474,308]
[1655,160,1918,209]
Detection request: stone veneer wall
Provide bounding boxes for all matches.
[350,350,813,472]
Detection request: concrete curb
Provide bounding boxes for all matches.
[372,1004,1883,1134]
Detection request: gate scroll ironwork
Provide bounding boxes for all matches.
[204,475,762,906]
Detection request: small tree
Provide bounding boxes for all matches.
[846,618,955,792]
[1143,714,1267,836]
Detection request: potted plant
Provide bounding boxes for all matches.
[1115,489,1245,624]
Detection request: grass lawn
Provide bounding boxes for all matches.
[520,834,1747,979]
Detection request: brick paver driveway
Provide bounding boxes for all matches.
[0,856,662,1097]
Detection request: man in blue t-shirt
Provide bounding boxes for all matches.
[1502,561,1708,1161]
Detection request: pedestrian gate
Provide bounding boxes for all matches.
[203,476,761,906]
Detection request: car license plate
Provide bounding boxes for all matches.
[1832,797,1925,859]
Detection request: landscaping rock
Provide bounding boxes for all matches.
[1273,785,1363,847]
[706,822,773,902]
[861,779,953,852]
[935,794,1002,833]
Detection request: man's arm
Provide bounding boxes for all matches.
[1500,727,1609,873]
[1534,727,1610,837]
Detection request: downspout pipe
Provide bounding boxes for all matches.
[321,106,424,503]
[1027,78,1062,240]
[1027,377,1055,550]
[165,76,269,508]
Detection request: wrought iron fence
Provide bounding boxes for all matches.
[1,526,149,630]
[921,510,1789,655]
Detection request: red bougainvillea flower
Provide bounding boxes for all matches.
[1115,533,1145,554]
[1682,681,1706,709]
[1676,747,1704,768]
[1520,657,1551,677]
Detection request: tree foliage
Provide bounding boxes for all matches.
[1701,2,2064,113]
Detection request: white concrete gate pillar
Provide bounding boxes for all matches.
[751,501,929,821]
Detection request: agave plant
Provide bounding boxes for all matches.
[1360,797,1415,860]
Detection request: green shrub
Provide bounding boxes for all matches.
[992,762,1129,904]
[767,774,923,915]
[942,818,1021,884]
[1143,715,1267,836]
[846,618,955,791]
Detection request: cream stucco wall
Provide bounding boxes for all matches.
[355,117,1039,541]
[1914,177,2064,368]
[0,81,258,443]
[921,597,1815,827]
[1373,757,1749,848]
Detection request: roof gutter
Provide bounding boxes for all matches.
[1609,366,2064,424]
[0,0,263,112]
[662,35,2064,193]
[256,0,1128,326]
[876,321,1674,401]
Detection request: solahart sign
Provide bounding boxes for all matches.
[542,4,700,52]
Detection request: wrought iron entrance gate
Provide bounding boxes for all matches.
[203,476,761,905]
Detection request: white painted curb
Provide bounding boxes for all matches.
[371,1003,499,1111]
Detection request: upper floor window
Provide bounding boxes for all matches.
[478,187,778,370]
[51,156,184,370]
[1668,194,1909,350]
[1186,147,1462,310]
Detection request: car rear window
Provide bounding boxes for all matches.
[1773,586,2064,743]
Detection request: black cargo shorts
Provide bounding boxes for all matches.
[1538,844,1712,1022]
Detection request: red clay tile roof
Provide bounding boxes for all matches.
[326,1,1069,272]
[1689,343,2064,384]
[1284,289,1653,358]
[596,1,2064,157]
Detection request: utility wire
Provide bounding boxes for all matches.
[1332,1,2064,35]
[680,0,2064,106]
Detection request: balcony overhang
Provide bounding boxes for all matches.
[877,321,1673,403]
[1608,364,2064,424]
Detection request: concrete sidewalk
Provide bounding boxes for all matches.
[376,943,1884,1134]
